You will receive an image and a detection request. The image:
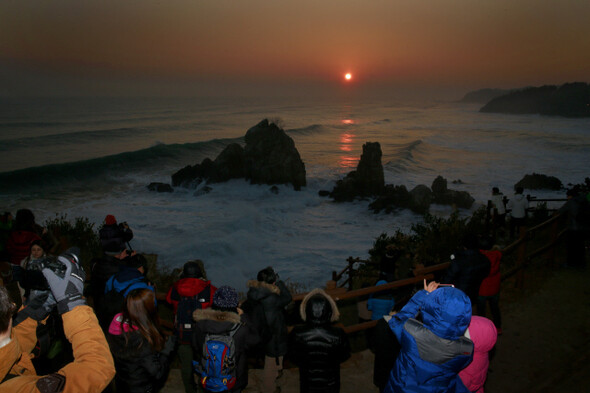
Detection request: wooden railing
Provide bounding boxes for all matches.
[153,210,566,336]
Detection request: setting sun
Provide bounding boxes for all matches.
[345,73,352,81]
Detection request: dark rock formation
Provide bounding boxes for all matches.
[409,185,433,214]
[369,185,412,214]
[480,82,590,117]
[147,182,173,193]
[330,142,385,202]
[243,119,306,190]
[431,176,474,209]
[515,173,563,190]
[171,119,306,190]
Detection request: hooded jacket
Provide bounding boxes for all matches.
[166,277,216,314]
[367,280,395,320]
[289,288,351,393]
[0,305,115,393]
[478,250,501,297]
[166,277,216,344]
[246,279,292,357]
[107,313,173,393]
[192,308,261,391]
[99,223,133,253]
[384,287,474,393]
[444,249,490,303]
[507,194,528,219]
[459,316,497,393]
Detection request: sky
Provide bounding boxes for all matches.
[1,0,589,98]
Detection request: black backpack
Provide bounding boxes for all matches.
[174,285,211,344]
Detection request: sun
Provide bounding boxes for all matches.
[344,73,352,81]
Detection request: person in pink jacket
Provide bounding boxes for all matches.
[459,316,498,393]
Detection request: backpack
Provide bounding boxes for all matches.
[195,323,241,392]
[174,285,211,343]
[97,274,152,330]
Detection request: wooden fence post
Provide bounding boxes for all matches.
[347,257,355,291]
[548,217,559,267]
[516,226,527,289]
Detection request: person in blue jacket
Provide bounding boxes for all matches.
[384,280,474,393]
[367,279,395,320]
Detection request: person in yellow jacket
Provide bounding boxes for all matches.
[0,249,115,393]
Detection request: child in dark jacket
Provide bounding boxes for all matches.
[289,288,351,393]
[192,285,261,393]
[107,288,176,393]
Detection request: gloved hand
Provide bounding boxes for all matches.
[42,252,86,314]
[13,290,57,326]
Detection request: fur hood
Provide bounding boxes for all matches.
[299,288,340,323]
[193,308,241,325]
[246,280,280,295]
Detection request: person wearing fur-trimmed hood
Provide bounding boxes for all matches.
[192,285,260,393]
[246,266,292,393]
[289,288,351,393]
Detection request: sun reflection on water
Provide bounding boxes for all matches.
[339,118,359,168]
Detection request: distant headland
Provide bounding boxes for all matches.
[462,82,590,118]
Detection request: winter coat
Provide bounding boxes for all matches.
[444,249,490,302]
[166,277,216,314]
[99,223,133,253]
[192,308,261,391]
[384,287,474,393]
[373,316,401,392]
[0,305,115,393]
[367,280,395,320]
[459,316,497,393]
[559,195,588,232]
[107,313,174,393]
[166,277,216,344]
[95,266,154,331]
[478,250,502,297]
[507,194,528,219]
[246,279,292,357]
[490,194,506,215]
[6,230,41,266]
[289,288,351,393]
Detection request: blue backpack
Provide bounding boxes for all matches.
[195,323,241,392]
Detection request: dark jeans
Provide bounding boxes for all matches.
[509,216,526,238]
[477,294,502,329]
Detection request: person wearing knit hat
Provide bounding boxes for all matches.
[104,214,117,226]
[212,285,240,312]
[99,214,133,254]
[193,285,261,392]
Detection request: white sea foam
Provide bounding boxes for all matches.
[1,97,588,291]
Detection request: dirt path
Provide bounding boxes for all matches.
[485,265,590,393]
[161,264,590,393]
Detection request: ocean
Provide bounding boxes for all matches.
[1,96,589,292]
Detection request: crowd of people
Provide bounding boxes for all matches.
[0,185,587,393]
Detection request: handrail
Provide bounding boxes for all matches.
[152,210,567,338]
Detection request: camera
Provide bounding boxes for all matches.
[22,256,67,291]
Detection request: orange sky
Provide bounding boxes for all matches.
[1,0,589,97]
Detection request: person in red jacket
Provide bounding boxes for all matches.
[166,260,217,393]
[477,246,502,334]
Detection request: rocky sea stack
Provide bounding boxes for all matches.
[171,119,307,191]
[323,142,474,214]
